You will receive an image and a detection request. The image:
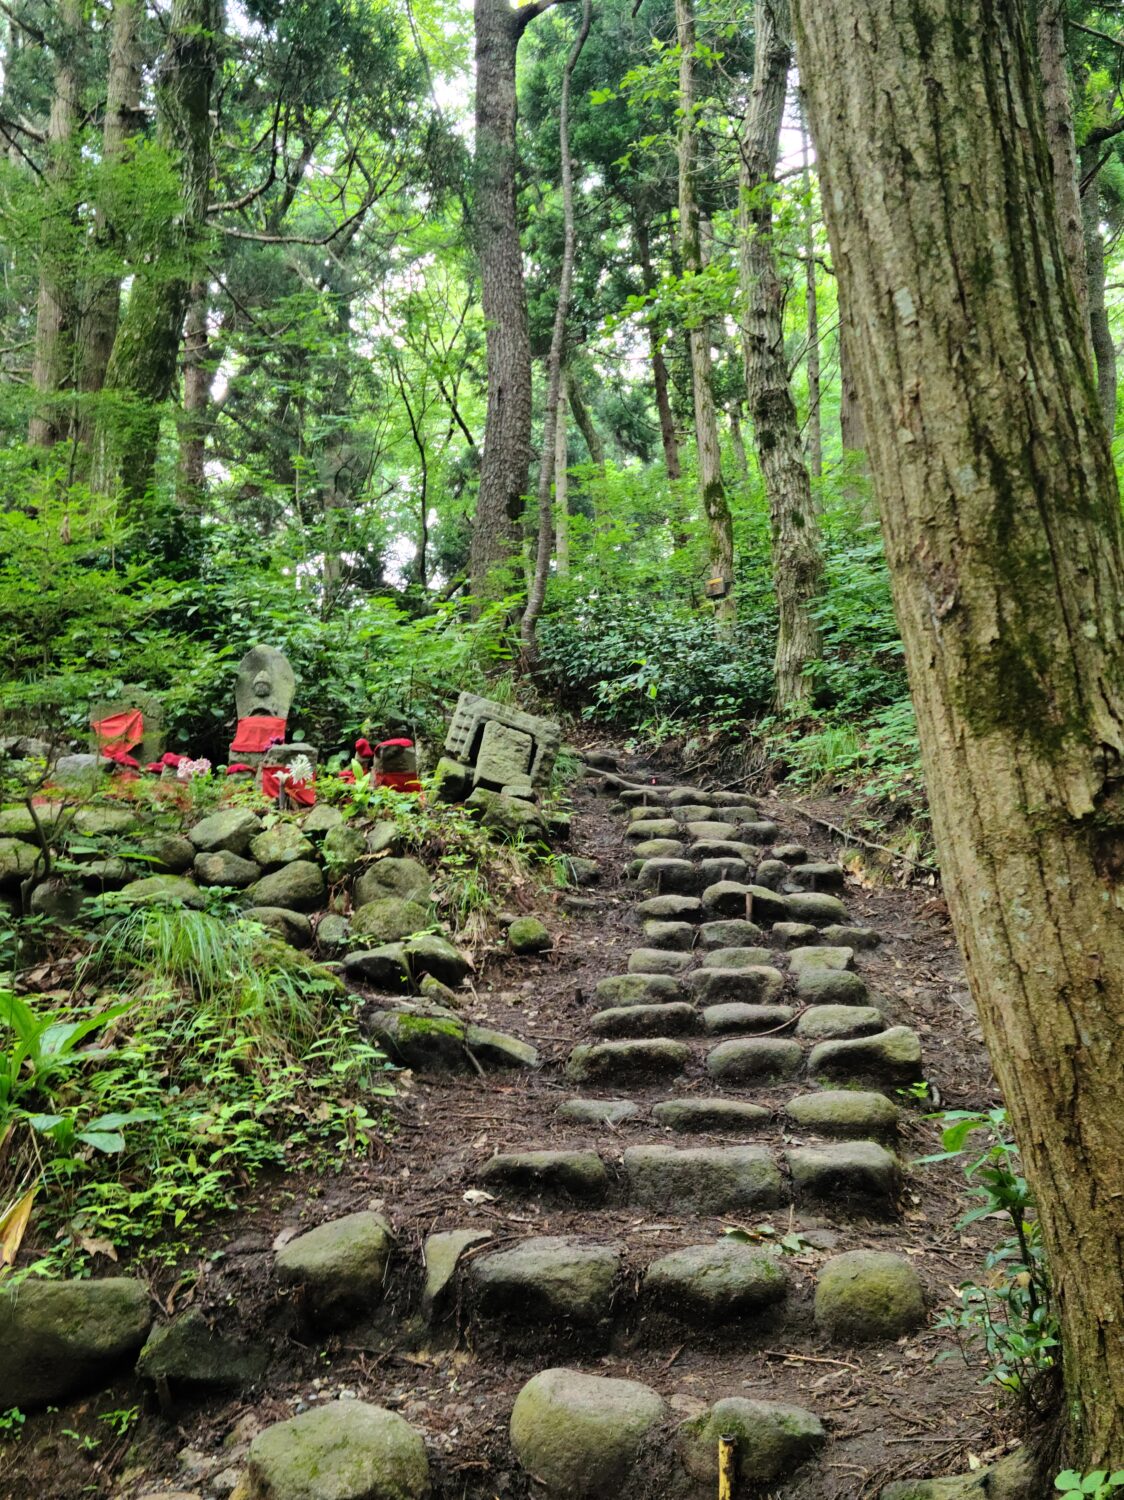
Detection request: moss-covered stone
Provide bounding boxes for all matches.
[566,1038,690,1084]
[815,1250,925,1341]
[316,912,352,953]
[120,874,206,908]
[643,1241,787,1318]
[641,919,697,950]
[406,933,471,987]
[344,945,411,989]
[276,1211,394,1328]
[785,1090,900,1139]
[245,1399,429,1500]
[321,823,367,876]
[795,1005,885,1039]
[627,946,693,975]
[786,1141,900,1212]
[250,822,314,870]
[623,1145,784,1214]
[701,1002,795,1034]
[796,969,871,1005]
[193,849,261,888]
[143,832,196,874]
[508,915,551,954]
[701,880,757,918]
[367,1006,467,1067]
[422,1229,492,1317]
[74,805,140,837]
[350,896,431,943]
[706,1037,803,1083]
[808,1026,923,1085]
[470,1237,619,1327]
[0,1277,151,1407]
[302,804,344,837]
[880,1450,1035,1500]
[784,890,849,926]
[589,1002,696,1038]
[698,918,765,948]
[594,972,686,1006]
[789,945,854,972]
[0,836,38,890]
[676,1397,825,1486]
[635,857,702,894]
[635,894,704,922]
[462,1025,540,1070]
[354,857,432,907]
[136,1309,268,1390]
[242,906,313,947]
[557,1098,641,1125]
[652,1097,770,1132]
[188,807,261,855]
[478,1150,609,1202]
[510,1368,666,1499]
[247,859,326,913]
[625,817,680,841]
[701,945,773,970]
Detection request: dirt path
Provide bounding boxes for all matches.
[1,754,1015,1500]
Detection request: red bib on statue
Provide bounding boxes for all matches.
[230,716,287,753]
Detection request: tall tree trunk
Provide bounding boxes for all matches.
[801,118,822,484]
[29,0,83,448]
[566,370,604,471]
[636,214,682,481]
[520,0,591,666]
[1082,157,1117,437]
[470,0,552,601]
[741,0,822,709]
[795,0,1124,1467]
[554,386,570,575]
[78,0,143,430]
[676,0,735,624]
[177,280,208,511]
[728,403,749,479]
[95,0,222,505]
[1037,0,1088,322]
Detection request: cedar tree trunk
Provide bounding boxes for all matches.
[794,0,1124,1466]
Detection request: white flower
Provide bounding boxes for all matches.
[282,754,314,785]
[177,757,212,781]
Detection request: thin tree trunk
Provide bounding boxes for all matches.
[1037,0,1088,322]
[741,0,822,710]
[78,0,143,429]
[520,0,592,666]
[795,0,1124,1468]
[728,403,749,479]
[470,0,554,601]
[554,385,570,575]
[566,370,604,471]
[801,118,822,484]
[94,0,222,504]
[637,214,682,482]
[677,0,735,624]
[29,0,83,448]
[1082,155,1117,437]
[177,280,208,510]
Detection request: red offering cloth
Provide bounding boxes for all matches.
[261,765,316,807]
[375,738,414,750]
[225,763,255,775]
[92,709,144,755]
[230,716,287,753]
[375,770,422,793]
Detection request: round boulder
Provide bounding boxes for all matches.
[676,1396,825,1486]
[814,1249,925,1341]
[245,1399,429,1500]
[275,1211,394,1329]
[510,1367,666,1498]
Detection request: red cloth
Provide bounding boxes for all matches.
[104,749,140,770]
[355,737,374,762]
[375,738,414,750]
[375,770,422,793]
[230,716,287,753]
[145,752,184,773]
[261,765,316,807]
[225,763,254,775]
[92,709,144,755]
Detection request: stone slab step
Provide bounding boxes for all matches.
[623,1145,784,1214]
[786,1141,900,1213]
[479,1151,610,1202]
[566,1038,691,1083]
[784,1089,899,1139]
[652,1098,772,1132]
[589,1003,697,1038]
[594,973,687,1006]
[701,1002,795,1035]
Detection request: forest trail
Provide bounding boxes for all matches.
[4,754,1008,1500]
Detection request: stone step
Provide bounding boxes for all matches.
[566,1038,692,1083]
[589,1002,697,1038]
[595,972,687,1006]
[652,1097,772,1131]
[700,1002,795,1034]
[478,1150,611,1202]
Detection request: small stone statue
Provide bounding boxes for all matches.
[228,646,317,776]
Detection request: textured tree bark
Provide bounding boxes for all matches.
[728,404,749,479]
[521,0,591,666]
[78,0,143,429]
[676,0,734,624]
[176,281,209,512]
[636,214,682,482]
[801,120,822,484]
[1037,0,1087,322]
[29,0,83,448]
[566,370,605,471]
[95,0,221,504]
[554,386,570,576]
[794,0,1124,1466]
[1082,153,1117,437]
[470,0,548,602]
[740,0,821,709]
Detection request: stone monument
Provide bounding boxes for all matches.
[438,692,561,798]
[228,647,318,777]
[89,687,165,766]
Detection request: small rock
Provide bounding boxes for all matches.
[652,1098,770,1132]
[728,819,778,843]
[463,1025,540,1070]
[635,858,702,894]
[814,1250,925,1341]
[772,844,808,864]
[249,822,314,870]
[796,969,871,1005]
[625,818,680,840]
[771,921,818,947]
[789,861,846,891]
[367,821,404,856]
[143,832,197,874]
[589,1002,696,1038]
[643,1241,787,1319]
[510,1368,666,1499]
[698,857,751,887]
[557,1098,641,1125]
[74,805,139,837]
[28,879,83,921]
[564,856,600,886]
[566,1038,690,1084]
[623,1145,784,1214]
[808,1026,923,1085]
[631,838,688,860]
[189,808,262,856]
[367,1007,467,1067]
[753,859,790,890]
[784,890,849,926]
[243,906,312,947]
[275,1211,394,1328]
[690,839,760,861]
[0,1276,151,1407]
[594,973,686,1006]
[785,1090,900,1139]
[701,1002,795,1034]
[246,860,326,913]
[351,897,431,944]
[821,923,882,949]
[316,912,352,953]
[635,894,704,922]
[405,933,471,987]
[676,1397,825,1486]
[684,820,737,841]
[120,874,205,908]
[706,1037,803,1083]
[701,880,755,917]
[245,1400,429,1500]
[671,803,721,823]
[795,1005,885,1039]
[302,804,344,837]
[786,1142,900,1211]
[50,753,103,786]
[880,1450,1035,1499]
[698,918,764,948]
[194,850,261,888]
[627,947,693,975]
[479,1151,609,1203]
[470,1237,619,1328]
[701,945,772,969]
[508,916,551,954]
[418,973,464,1008]
[423,1229,491,1317]
[789,945,854,972]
